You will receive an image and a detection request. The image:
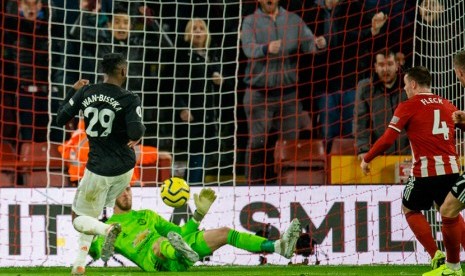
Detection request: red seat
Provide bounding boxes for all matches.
[0,142,18,187]
[139,151,172,187]
[274,140,327,185]
[19,142,68,187]
[280,170,326,185]
[330,138,356,155]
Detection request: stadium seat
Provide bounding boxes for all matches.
[19,142,68,187]
[279,170,326,185]
[329,138,356,155]
[0,142,18,187]
[274,140,327,185]
[139,151,172,187]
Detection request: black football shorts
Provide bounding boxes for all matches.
[450,174,465,204]
[402,173,460,211]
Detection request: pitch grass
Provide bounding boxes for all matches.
[0,265,432,275]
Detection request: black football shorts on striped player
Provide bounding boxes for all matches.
[402,173,460,211]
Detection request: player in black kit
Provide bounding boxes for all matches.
[56,53,145,275]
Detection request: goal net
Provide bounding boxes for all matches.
[0,0,464,268]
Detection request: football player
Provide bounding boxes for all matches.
[57,53,145,275]
[88,186,301,272]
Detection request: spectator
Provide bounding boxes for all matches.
[414,0,453,101]
[174,18,223,184]
[363,1,416,71]
[418,0,444,26]
[98,4,147,91]
[67,3,172,147]
[297,0,387,152]
[3,0,63,142]
[354,49,410,161]
[97,3,157,122]
[65,0,109,85]
[240,0,326,184]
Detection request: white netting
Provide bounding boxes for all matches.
[413,0,465,109]
[2,0,465,268]
[49,1,240,187]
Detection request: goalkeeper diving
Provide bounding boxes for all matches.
[89,186,301,272]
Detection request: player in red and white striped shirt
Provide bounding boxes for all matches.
[361,66,465,274]
[363,71,459,177]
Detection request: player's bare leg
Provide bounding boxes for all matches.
[71,211,113,275]
[71,233,94,275]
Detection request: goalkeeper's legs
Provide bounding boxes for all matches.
[167,232,199,263]
[153,234,199,263]
[202,218,301,259]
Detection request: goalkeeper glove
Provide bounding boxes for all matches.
[193,188,217,222]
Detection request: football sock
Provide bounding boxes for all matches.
[227,230,269,253]
[458,214,465,249]
[446,262,462,271]
[442,215,461,264]
[405,211,437,258]
[73,215,109,236]
[73,233,94,268]
[160,239,177,260]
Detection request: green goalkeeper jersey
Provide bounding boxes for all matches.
[89,210,199,271]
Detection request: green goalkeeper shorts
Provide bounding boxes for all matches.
[154,231,213,272]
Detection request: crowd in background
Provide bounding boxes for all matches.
[0,0,443,184]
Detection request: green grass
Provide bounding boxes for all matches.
[0,265,431,276]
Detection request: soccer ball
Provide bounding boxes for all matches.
[160,177,190,208]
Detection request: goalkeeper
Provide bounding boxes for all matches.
[89,186,301,272]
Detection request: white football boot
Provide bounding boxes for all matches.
[274,218,301,259]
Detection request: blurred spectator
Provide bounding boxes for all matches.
[96,4,161,95]
[414,0,446,69]
[295,0,387,152]
[66,2,172,147]
[354,49,410,161]
[116,3,175,148]
[154,1,239,156]
[65,0,108,85]
[363,1,416,71]
[4,0,63,142]
[418,0,444,25]
[241,0,326,184]
[158,0,227,46]
[414,0,461,105]
[174,18,223,184]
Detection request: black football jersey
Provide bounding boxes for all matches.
[57,83,144,176]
